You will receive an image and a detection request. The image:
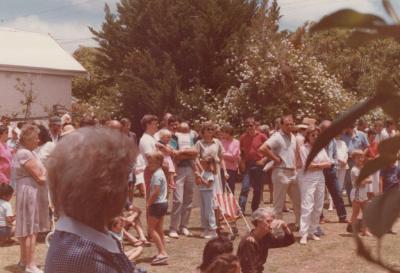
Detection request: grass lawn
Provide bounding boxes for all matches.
[1,188,399,273]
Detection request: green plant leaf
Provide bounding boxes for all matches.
[383,0,400,24]
[378,135,400,155]
[376,79,400,121]
[356,155,396,186]
[305,97,380,169]
[364,188,400,238]
[310,9,386,33]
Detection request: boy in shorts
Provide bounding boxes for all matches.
[146,151,169,265]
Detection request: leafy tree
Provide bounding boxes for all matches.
[194,1,355,126]
[306,1,400,271]
[89,0,260,128]
[306,29,400,98]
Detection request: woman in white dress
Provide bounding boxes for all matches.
[298,127,331,245]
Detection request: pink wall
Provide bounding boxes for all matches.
[0,71,72,118]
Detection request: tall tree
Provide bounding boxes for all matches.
[90,0,260,128]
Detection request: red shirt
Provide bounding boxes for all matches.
[366,140,378,159]
[240,132,267,162]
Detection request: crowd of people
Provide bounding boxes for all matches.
[0,113,399,273]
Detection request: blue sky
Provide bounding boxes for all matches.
[0,0,397,53]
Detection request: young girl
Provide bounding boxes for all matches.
[146,151,169,265]
[155,129,176,190]
[197,156,218,239]
[108,216,144,261]
[0,183,15,244]
[348,150,372,236]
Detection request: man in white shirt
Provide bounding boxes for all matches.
[139,115,159,159]
[259,115,300,227]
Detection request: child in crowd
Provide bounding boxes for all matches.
[348,150,372,236]
[155,129,176,189]
[146,151,169,265]
[175,122,197,168]
[198,235,234,273]
[108,216,144,261]
[0,183,15,244]
[123,204,151,247]
[197,156,218,239]
[175,122,194,150]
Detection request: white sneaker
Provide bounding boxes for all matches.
[208,230,218,239]
[180,227,192,237]
[25,266,43,273]
[299,234,307,245]
[308,234,321,241]
[168,231,179,239]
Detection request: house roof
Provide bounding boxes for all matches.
[0,28,87,77]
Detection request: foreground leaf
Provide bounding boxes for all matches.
[305,97,380,169]
[310,9,386,33]
[378,135,400,155]
[376,79,400,121]
[356,156,396,186]
[383,0,400,24]
[364,189,400,238]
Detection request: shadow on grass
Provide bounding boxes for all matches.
[339,233,353,238]
[136,256,153,264]
[3,264,22,273]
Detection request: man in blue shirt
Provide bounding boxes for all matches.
[341,123,369,203]
[320,121,348,224]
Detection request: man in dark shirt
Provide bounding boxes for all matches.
[238,117,268,213]
[237,208,295,273]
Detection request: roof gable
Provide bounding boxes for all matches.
[0,28,87,76]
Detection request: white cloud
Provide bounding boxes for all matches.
[3,15,97,53]
[278,0,382,29]
[62,0,119,11]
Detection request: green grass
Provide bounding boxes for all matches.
[1,189,399,273]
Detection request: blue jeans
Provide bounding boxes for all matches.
[239,164,264,213]
[323,166,347,220]
[200,190,217,231]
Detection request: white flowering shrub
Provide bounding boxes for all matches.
[178,2,357,126]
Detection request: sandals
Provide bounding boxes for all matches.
[141,240,151,247]
[151,255,168,265]
[133,240,144,247]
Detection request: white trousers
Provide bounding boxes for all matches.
[272,168,301,225]
[299,173,325,236]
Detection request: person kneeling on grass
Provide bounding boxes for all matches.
[237,207,294,273]
[108,216,144,261]
[0,183,15,245]
[146,151,169,265]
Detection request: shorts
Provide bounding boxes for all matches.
[0,226,12,240]
[149,202,168,219]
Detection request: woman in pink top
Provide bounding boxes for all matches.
[0,125,12,184]
[221,124,240,194]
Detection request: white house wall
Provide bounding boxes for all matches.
[0,71,71,118]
